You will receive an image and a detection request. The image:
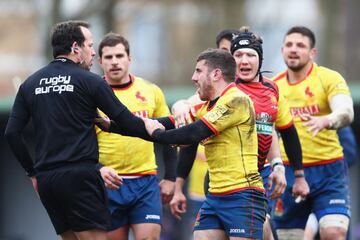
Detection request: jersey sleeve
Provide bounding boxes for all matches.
[201,94,252,134]
[152,84,171,117]
[322,69,351,100]
[275,86,294,129]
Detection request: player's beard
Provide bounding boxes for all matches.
[286,60,307,72]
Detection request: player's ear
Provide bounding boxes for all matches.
[309,48,317,60]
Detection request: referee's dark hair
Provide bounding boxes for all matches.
[51,20,90,58]
[197,48,236,83]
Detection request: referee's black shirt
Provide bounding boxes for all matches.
[5,58,150,176]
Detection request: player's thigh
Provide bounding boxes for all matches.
[60,230,78,240]
[216,190,266,239]
[194,229,227,240]
[107,225,130,240]
[74,229,108,240]
[132,223,161,240]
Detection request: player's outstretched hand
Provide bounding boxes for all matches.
[142,118,165,136]
[299,113,331,137]
[99,166,123,190]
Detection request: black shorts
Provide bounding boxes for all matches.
[36,163,110,234]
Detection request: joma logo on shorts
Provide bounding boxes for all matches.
[329,199,345,204]
[145,214,160,220]
[229,229,245,233]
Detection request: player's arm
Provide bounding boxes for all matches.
[94,80,165,141]
[266,130,286,199]
[170,144,198,219]
[144,118,214,145]
[300,94,354,136]
[278,125,309,199]
[159,143,177,204]
[4,85,35,177]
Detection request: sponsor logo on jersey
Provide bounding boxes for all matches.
[256,122,273,135]
[35,75,74,95]
[290,105,320,116]
[206,105,228,123]
[256,112,273,135]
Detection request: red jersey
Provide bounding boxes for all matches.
[236,76,293,170]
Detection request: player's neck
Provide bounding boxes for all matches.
[212,81,231,100]
[287,61,313,84]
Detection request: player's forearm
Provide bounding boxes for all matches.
[177,144,198,179]
[151,120,213,145]
[278,125,303,170]
[174,177,186,193]
[267,129,282,162]
[327,94,354,129]
[162,144,177,181]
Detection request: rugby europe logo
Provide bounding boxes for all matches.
[35,75,74,95]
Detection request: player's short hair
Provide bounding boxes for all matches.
[197,48,236,83]
[215,29,241,48]
[98,33,130,58]
[51,20,90,58]
[285,26,316,48]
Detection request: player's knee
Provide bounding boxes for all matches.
[276,228,304,240]
[319,214,349,240]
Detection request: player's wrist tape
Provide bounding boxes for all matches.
[294,173,305,178]
[270,157,283,169]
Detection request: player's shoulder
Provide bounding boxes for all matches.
[133,75,163,91]
[272,70,287,82]
[315,64,344,80]
[221,83,252,108]
[262,76,279,91]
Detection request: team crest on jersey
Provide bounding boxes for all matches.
[135,91,147,102]
[304,86,314,98]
